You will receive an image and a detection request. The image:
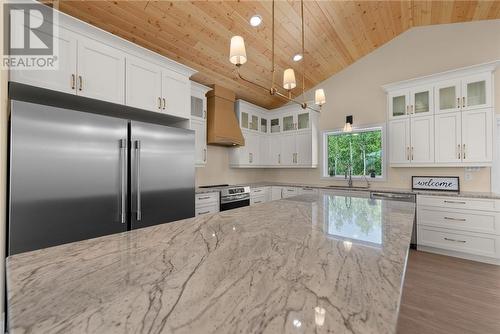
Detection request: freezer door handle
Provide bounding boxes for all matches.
[120,139,127,224]
[135,140,142,221]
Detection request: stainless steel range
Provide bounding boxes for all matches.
[198,185,251,211]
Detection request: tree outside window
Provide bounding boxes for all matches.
[326,128,383,178]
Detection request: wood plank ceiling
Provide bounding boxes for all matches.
[51,1,500,109]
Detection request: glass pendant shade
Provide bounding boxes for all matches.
[229,36,247,65]
[315,88,326,105]
[283,68,297,90]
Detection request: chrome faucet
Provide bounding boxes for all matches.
[345,164,353,188]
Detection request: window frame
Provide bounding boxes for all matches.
[321,124,387,181]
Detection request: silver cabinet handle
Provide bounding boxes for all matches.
[444,237,466,243]
[254,201,262,204]
[457,97,460,109]
[71,74,76,90]
[463,144,466,160]
[135,140,142,221]
[78,75,83,91]
[163,98,166,110]
[462,96,466,108]
[444,216,466,222]
[120,139,127,224]
[411,147,414,161]
[278,153,281,164]
[198,210,210,215]
[406,105,409,115]
[457,144,461,159]
[197,196,211,200]
[253,189,262,193]
[406,147,410,161]
[444,200,466,204]
[203,148,207,162]
[158,97,162,110]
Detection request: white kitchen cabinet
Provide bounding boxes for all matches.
[162,70,190,119]
[410,116,434,164]
[388,89,410,119]
[435,80,461,113]
[190,82,210,167]
[77,36,125,104]
[259,135,270,166]
[126,56,162,112]
[195,192,219,217]
[389,119,410,164]
[250,187,270,205]
[269,135,282,165]
[435,112,462,164]
[280,133,296,165]
[229,130,259,166]
[296,132,312,166]
[410,85,433,117]
[10,27,77,94]
[461,108,493,163]
[191,118,207,166]
[385,62,497,167]
[462,73,492,111]
[271,187,283,200]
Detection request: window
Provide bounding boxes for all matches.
[323,126,384,179]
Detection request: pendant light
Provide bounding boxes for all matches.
[228,0,326,112]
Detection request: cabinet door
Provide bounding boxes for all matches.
[389,119,410,164]
[191,118,207,166]
[10,27,77,95]
[269,135,282,165]
[260,118,268,134]
[462,109,493,163]
[280,133,296,165]
[126,56,162,112]
[297,112,310,130]
[282,114,296,132]
[296,132,312,166]
[462,73,492,111]
[435,112,462,164]
[259,135,270,166]
[162,69,190,119]
[270,117,281,133]
[246,132,260,165]
[410,116,434,164]
[388,90,409,119]
[249,114,259,131]
[410,85,433,116]
[77,36,125,104]
[435,80,461,113]
[271,187,283,200]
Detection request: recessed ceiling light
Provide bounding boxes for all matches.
[250,15,262,27]
[293,54,303,62]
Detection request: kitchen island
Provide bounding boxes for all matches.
[7,191,415,334]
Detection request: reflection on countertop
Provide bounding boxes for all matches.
[7,191,415,334]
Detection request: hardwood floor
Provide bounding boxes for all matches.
[397,250,500,334]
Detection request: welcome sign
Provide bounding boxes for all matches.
[412,176,460,192]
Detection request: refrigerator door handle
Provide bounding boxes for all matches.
[135,140,142,221]
[120,139,127,224]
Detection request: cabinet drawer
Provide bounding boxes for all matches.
[418,207,500,235]
[418,226,500,259]
[282,187,298,198]
[250,195,266,206]
[195,192,219,206]
[418,195,500,212]
[251,187,269,195]
[299,187,318,195]
[195,204,219,217]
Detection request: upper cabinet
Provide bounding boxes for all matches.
[384,62,497,167]
[389,85,433,119]
[190,82,211,167]
[230,100,318,168]
[10,9,195,119]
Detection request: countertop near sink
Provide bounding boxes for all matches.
[196,182,500,200]
[7,193,415,334]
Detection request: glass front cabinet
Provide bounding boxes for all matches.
[389,86,433,119]
[435,73,491,113]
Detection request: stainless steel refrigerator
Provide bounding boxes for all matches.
[9,100,195,255]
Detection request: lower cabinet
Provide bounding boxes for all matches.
[282,187,299,198]
[250,187,270,205]
[417,195,500,264]
[271,187,283,200]
[195,192,219,217]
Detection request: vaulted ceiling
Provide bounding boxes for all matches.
[50,1,500,109]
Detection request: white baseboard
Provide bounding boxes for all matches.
[417,245,500,265]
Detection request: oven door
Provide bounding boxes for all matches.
[220,197,250,211]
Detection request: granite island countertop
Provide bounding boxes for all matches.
[7,192,415,334]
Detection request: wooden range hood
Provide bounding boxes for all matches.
[206,85,244,146]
